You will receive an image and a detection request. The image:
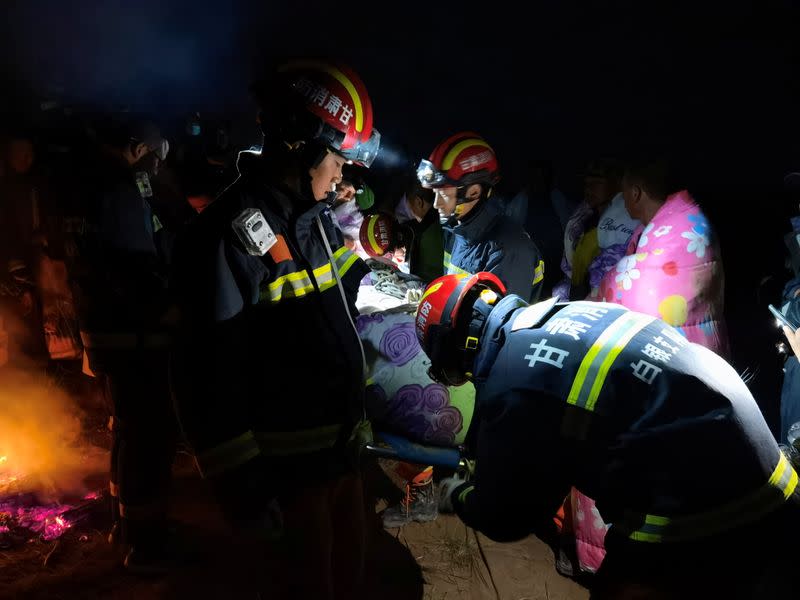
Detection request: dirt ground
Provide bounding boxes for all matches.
[0,372,588,600]
[0,456,588,600]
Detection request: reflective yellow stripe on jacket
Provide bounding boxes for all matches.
[195,431,260,478]
[567,312,655,412]
[261,247,359,304]
[625,453,799,543]
[444,251,471,276]
[255,424,342,457]
[533,260,545,285]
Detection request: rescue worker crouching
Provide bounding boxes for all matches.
[417,272,800,598]
[170,59,380,599]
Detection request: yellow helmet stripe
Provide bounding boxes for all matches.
[283,60,364,133]
[442,138,492,171]
[366,216,384,256]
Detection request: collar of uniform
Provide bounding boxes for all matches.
[471,294,529,384]
[452,199,500,242]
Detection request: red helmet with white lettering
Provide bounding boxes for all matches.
[416,132,500,189]
[359,214,394,258]
[415,272,506,385]
[253,60,381,167]
[359,213,413,258]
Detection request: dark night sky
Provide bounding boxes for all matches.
[1,1,799,189]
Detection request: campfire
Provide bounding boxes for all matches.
[0,368,107,547]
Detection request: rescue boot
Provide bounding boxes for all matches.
[382,467,438,528]
[121,520,191,575]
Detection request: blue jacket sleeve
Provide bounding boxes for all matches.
[452,389,573,542]
[486,231,544,304]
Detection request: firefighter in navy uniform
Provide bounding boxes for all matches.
[170,60,380,599]
[416,273,800,599]
[71,119,177,573]
[416,133,545,302]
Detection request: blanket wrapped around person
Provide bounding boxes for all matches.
[356,304,475,449]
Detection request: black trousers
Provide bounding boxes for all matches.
[102,349,176,547]
[590,505,800,599]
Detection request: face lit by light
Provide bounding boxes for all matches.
[433,186,458,220]
[309,151,347,201]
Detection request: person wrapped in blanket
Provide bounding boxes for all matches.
[357,306,476,527]
[356,210,469,526]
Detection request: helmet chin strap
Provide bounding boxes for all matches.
[460,290,499,379]
[456,183,491,204]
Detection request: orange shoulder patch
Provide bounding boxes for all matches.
[268,235,293,263]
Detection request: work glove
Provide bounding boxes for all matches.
[438,474,467,514]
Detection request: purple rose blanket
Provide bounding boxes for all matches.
[357,309,475,447]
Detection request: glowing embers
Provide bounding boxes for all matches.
[0,501,72,541]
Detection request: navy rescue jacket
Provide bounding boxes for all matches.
[444,200,544,303]
[171,152,370,478]
[454,297,798,547]
[71,154,172,370]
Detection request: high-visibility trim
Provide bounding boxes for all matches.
[260,248,359,302]
[567,312,654,411]
[444,252,471,276]
[255,424,342,457]
[80,331,171,349]
[263,270,315,303]
[442,139,492,171]
[457,485,475,505]
[333,246,359,277]
[626,453,799,543]
[195,431,260,478]
[317,247,359,292]
[533,260,545,285]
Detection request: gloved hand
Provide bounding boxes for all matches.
[438,474,467,514]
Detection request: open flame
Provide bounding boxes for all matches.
[0,368,106,541]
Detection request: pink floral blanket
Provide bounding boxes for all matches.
[596,190,728,355]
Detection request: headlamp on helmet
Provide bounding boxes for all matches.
[416,158,450,188]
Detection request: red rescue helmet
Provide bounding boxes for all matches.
[359,214,393,258]
[416,132,500,190]
[415,272,506,385]
[253,59,381,167]
[359,213,413,258]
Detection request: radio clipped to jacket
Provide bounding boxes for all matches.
[232,208,277,256]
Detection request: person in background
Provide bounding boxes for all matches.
[553,159,638,301]
[398,178,443,283]
[417,132,544,302]
[777,172,800,444]
[506,160,574,297]
[0,130,54,363]
[72,117,178,573]
[597,157,729,356]
[332,169,375,255]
